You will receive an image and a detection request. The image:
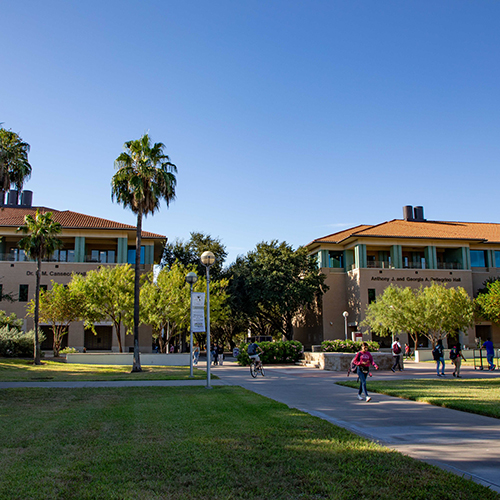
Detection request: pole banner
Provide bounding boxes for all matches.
[191,292,206,332]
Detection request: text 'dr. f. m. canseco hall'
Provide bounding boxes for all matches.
[294,206,500,349]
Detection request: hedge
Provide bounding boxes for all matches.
[237,340,303,366]
[321,339,379,353]
[0,327,45,358]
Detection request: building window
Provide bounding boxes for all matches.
[128,246,145,265]
[470,250,486,268]
[90,250,116,264]
[50,249,75,262]
[40,285,48,292]
[495,251,500,268]
[368,289,376,304]
[328,251,343,268]
[0,284,3,301]
[19,284,29,302]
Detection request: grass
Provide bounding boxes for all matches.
[0,386,497,500]
[0,358,211,381]
[338,378,500,419]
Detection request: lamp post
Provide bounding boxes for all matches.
[185,271,198,378]
[343,311,349,341]
[200,251,215,389]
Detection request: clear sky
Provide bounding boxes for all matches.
[1,1,499,266]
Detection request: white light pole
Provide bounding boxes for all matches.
[185,271,198,378]
[201,251,215,389]
[343,311,349,340]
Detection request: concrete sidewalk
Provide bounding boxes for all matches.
[1,360,499,493]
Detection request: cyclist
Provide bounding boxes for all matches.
[247,341,263,369]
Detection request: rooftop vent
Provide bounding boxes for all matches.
[414,206,425,221]
[20,190,33,207]
[403,205,414,221]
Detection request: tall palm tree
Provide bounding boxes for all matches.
[112,134,177,372]
[0,127,32,204]
[17,210,63,365]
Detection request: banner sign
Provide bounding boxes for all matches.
[191,292,206,333]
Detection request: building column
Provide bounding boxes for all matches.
[344,250,354,271]
[74,237,85,263]
[145,245,154,265]
[461,247,471,270]
[425,246,437,269]
[390,245,402,268]
[354,244,367,269]
[486,249,495,268]
[117,238,128,264]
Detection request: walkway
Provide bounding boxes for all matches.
[1,360,499,493]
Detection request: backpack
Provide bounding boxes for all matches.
[348,354,359,376]
[449,347,458,360]
[247,343,257,355]
[393,343,401,355]
[432,347,441,361]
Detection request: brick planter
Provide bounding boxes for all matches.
[303,351,394,371]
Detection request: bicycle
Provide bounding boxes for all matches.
[249,359,265,378]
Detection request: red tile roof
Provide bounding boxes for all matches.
[0,206,165,239]
[309,219,500,246]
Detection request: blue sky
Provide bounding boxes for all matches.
[1,1,499,265]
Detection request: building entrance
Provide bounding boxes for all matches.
[84,326,113,350]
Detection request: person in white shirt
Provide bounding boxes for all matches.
[391,337,402,372]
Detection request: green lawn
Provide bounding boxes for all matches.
[0,358,210,381]
[0,386,496,500]
[338,378,500,419]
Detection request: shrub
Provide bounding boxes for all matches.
[0,328,46,358]
[237,340,303,366]
[59,347,79,354]
[321,339,379,353]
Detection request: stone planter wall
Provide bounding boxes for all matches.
[303,351,394,371]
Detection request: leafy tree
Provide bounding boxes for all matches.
[363,283,474,347]
[162,232,228,280]
[0,127,32,204]
[70,265,134,353]
[112,133,177,371]
[475,279,500,325]
[27,282,85,357]
[228,241,328,340]
[17,210,63,364]
[141,262,229,352]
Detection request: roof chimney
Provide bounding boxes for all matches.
[7,190,18,206]
[403,205,414,221]
[414,206,425,221]
[20,190,33,207]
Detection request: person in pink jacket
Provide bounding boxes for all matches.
[352,342,379,402]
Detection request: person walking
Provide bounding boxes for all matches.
[391,336,402,372]
[432,339,445,376]
[217,344,224,365]
[193,344,200,366]
[450,341,466,378]
[482,338,495,371]
[404,343,411,360]
[352,342,379,402]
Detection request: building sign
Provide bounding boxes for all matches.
[26,271,87,277]
[371,276,462,283]
[191,292,206,333]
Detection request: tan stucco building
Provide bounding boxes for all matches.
[0,191,165,353]
[295,206,500,349]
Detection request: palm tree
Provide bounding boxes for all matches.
[17,210,63,364]
[0,127,32,204]
[112,134,177,372]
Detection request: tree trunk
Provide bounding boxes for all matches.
[34,257,41,365]
[114,319,123,353]
[132,211,142,372]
